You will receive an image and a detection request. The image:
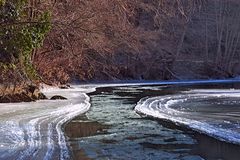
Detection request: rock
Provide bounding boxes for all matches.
[0,95,12,103]
[59,84,71,89]
[50,95,67,100]
[38,93,48,100]
[0,84,48,103]
[0,93,33,103]
[26,85,48,100]
[27,85,38,94]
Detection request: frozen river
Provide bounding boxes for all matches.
[0,79,240,159]
[66,81,240,160]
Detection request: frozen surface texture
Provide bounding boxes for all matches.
[135,89,240,144]
[0,86,92,160]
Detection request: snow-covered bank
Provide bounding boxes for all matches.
[0,86,93,160]
[135,89,240,145]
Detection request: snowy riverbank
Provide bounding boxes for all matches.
[0,86,93,160]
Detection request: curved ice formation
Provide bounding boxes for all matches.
[135,89,240,144]
[0,87,92,160]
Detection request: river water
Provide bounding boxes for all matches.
[66,82,240,160]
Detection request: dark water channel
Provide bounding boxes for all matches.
[65,83,240,160]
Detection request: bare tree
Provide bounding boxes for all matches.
[34,0,206,83]
[212,0,240,73]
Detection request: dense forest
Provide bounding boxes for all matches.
[0,0,240,100]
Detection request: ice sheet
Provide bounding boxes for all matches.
[135,89,240,144]
[0,87,92,160]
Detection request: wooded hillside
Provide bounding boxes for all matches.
[1,0,240,86]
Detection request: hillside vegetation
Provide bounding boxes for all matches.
[0,0,240,87]
[0,0,50,84]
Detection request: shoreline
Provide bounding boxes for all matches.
[0,84,47,103]
[1,78,240,103]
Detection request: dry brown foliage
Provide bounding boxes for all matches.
[34,0,206,83]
